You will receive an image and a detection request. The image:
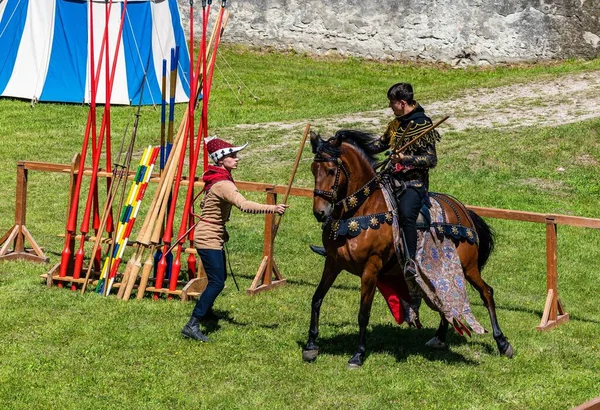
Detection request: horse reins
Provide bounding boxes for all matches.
[313,152,381,215]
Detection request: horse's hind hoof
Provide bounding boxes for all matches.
[502,344,514,359]
[347,352,364,368]
[302,349,319,362]
[425,336,447,350]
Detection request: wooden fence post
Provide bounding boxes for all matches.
[537,216,569,331]
[247,188,286,295]
[0,162,48,263]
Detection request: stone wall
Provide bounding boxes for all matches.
[178,0,600,65]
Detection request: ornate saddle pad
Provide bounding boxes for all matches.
[416,193,479,247]
[379,177,486,336]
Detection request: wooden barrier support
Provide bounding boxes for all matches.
[0,162,48,263]
[247,188,286,295]
[536,217,569,331]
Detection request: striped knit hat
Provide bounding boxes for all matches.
[205,136,248,164]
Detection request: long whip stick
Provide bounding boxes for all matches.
[272,123,311,237]
[376,115,449,171]
[395,115,449,153]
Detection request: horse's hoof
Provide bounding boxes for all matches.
[302,349,319,362]
[425,336,447,350]
[347,353,363,368]
[502,344,514,359]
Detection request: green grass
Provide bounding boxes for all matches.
[1,47,600,409]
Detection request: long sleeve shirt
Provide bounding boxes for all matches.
[194,180,278,250]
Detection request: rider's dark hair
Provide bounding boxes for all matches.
[387,82,414,104]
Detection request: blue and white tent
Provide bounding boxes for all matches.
[0,0,190,105]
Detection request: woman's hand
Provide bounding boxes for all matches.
[275,204,289,215]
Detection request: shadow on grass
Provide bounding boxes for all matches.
[297,324,497,365]
[202,309,280,336]
[235,273,360,292]
[470,300,600,326]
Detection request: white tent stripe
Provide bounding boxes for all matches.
[87,2,129,105]
[150,0,186,103]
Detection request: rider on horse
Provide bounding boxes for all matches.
[367,82,441,280]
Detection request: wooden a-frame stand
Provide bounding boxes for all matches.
[0,162,48,263]
[247,188,286,295]
[536,217,569,331]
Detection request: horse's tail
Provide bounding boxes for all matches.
[468,210,495,272]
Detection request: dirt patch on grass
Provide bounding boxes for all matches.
[520,178,570,196]
[575,154,600,167]
[231,70,600,136]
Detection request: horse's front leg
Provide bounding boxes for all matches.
[303,257,341,362]
[348,259,380,368]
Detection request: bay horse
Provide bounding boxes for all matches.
[303,130,513,367]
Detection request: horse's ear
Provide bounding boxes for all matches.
[331,134,343,147]
[310,131,320,153]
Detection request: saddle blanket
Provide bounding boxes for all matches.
[377,181,486,336]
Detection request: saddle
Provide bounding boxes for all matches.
[387,176,479,246]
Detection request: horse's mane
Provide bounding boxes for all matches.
[328,129,380,168]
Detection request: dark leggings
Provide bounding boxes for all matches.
[397,186,426,260]
[192,248,227,319]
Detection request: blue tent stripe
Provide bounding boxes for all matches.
[168,0,190,97]
[122,1,159,105]
[0,0,30,95]
[40,0,88,103]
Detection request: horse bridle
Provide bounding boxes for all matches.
[312,153,350,204]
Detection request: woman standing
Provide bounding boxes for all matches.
[181,136,288,342]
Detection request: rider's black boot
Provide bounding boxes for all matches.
[309,244,326,257]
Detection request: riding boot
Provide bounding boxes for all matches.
[401,230,418,281]
[309,244,326,257]
[181,316,210,342]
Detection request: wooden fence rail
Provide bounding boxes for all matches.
[1,159,599,330]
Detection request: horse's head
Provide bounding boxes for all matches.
[310,131,350,222]
[311,129,379,222]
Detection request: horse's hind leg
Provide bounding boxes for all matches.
[464,265,514,358]
[426,316,449,349]
[303,259,341,362]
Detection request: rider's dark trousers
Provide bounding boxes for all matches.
[396,185,426,260]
